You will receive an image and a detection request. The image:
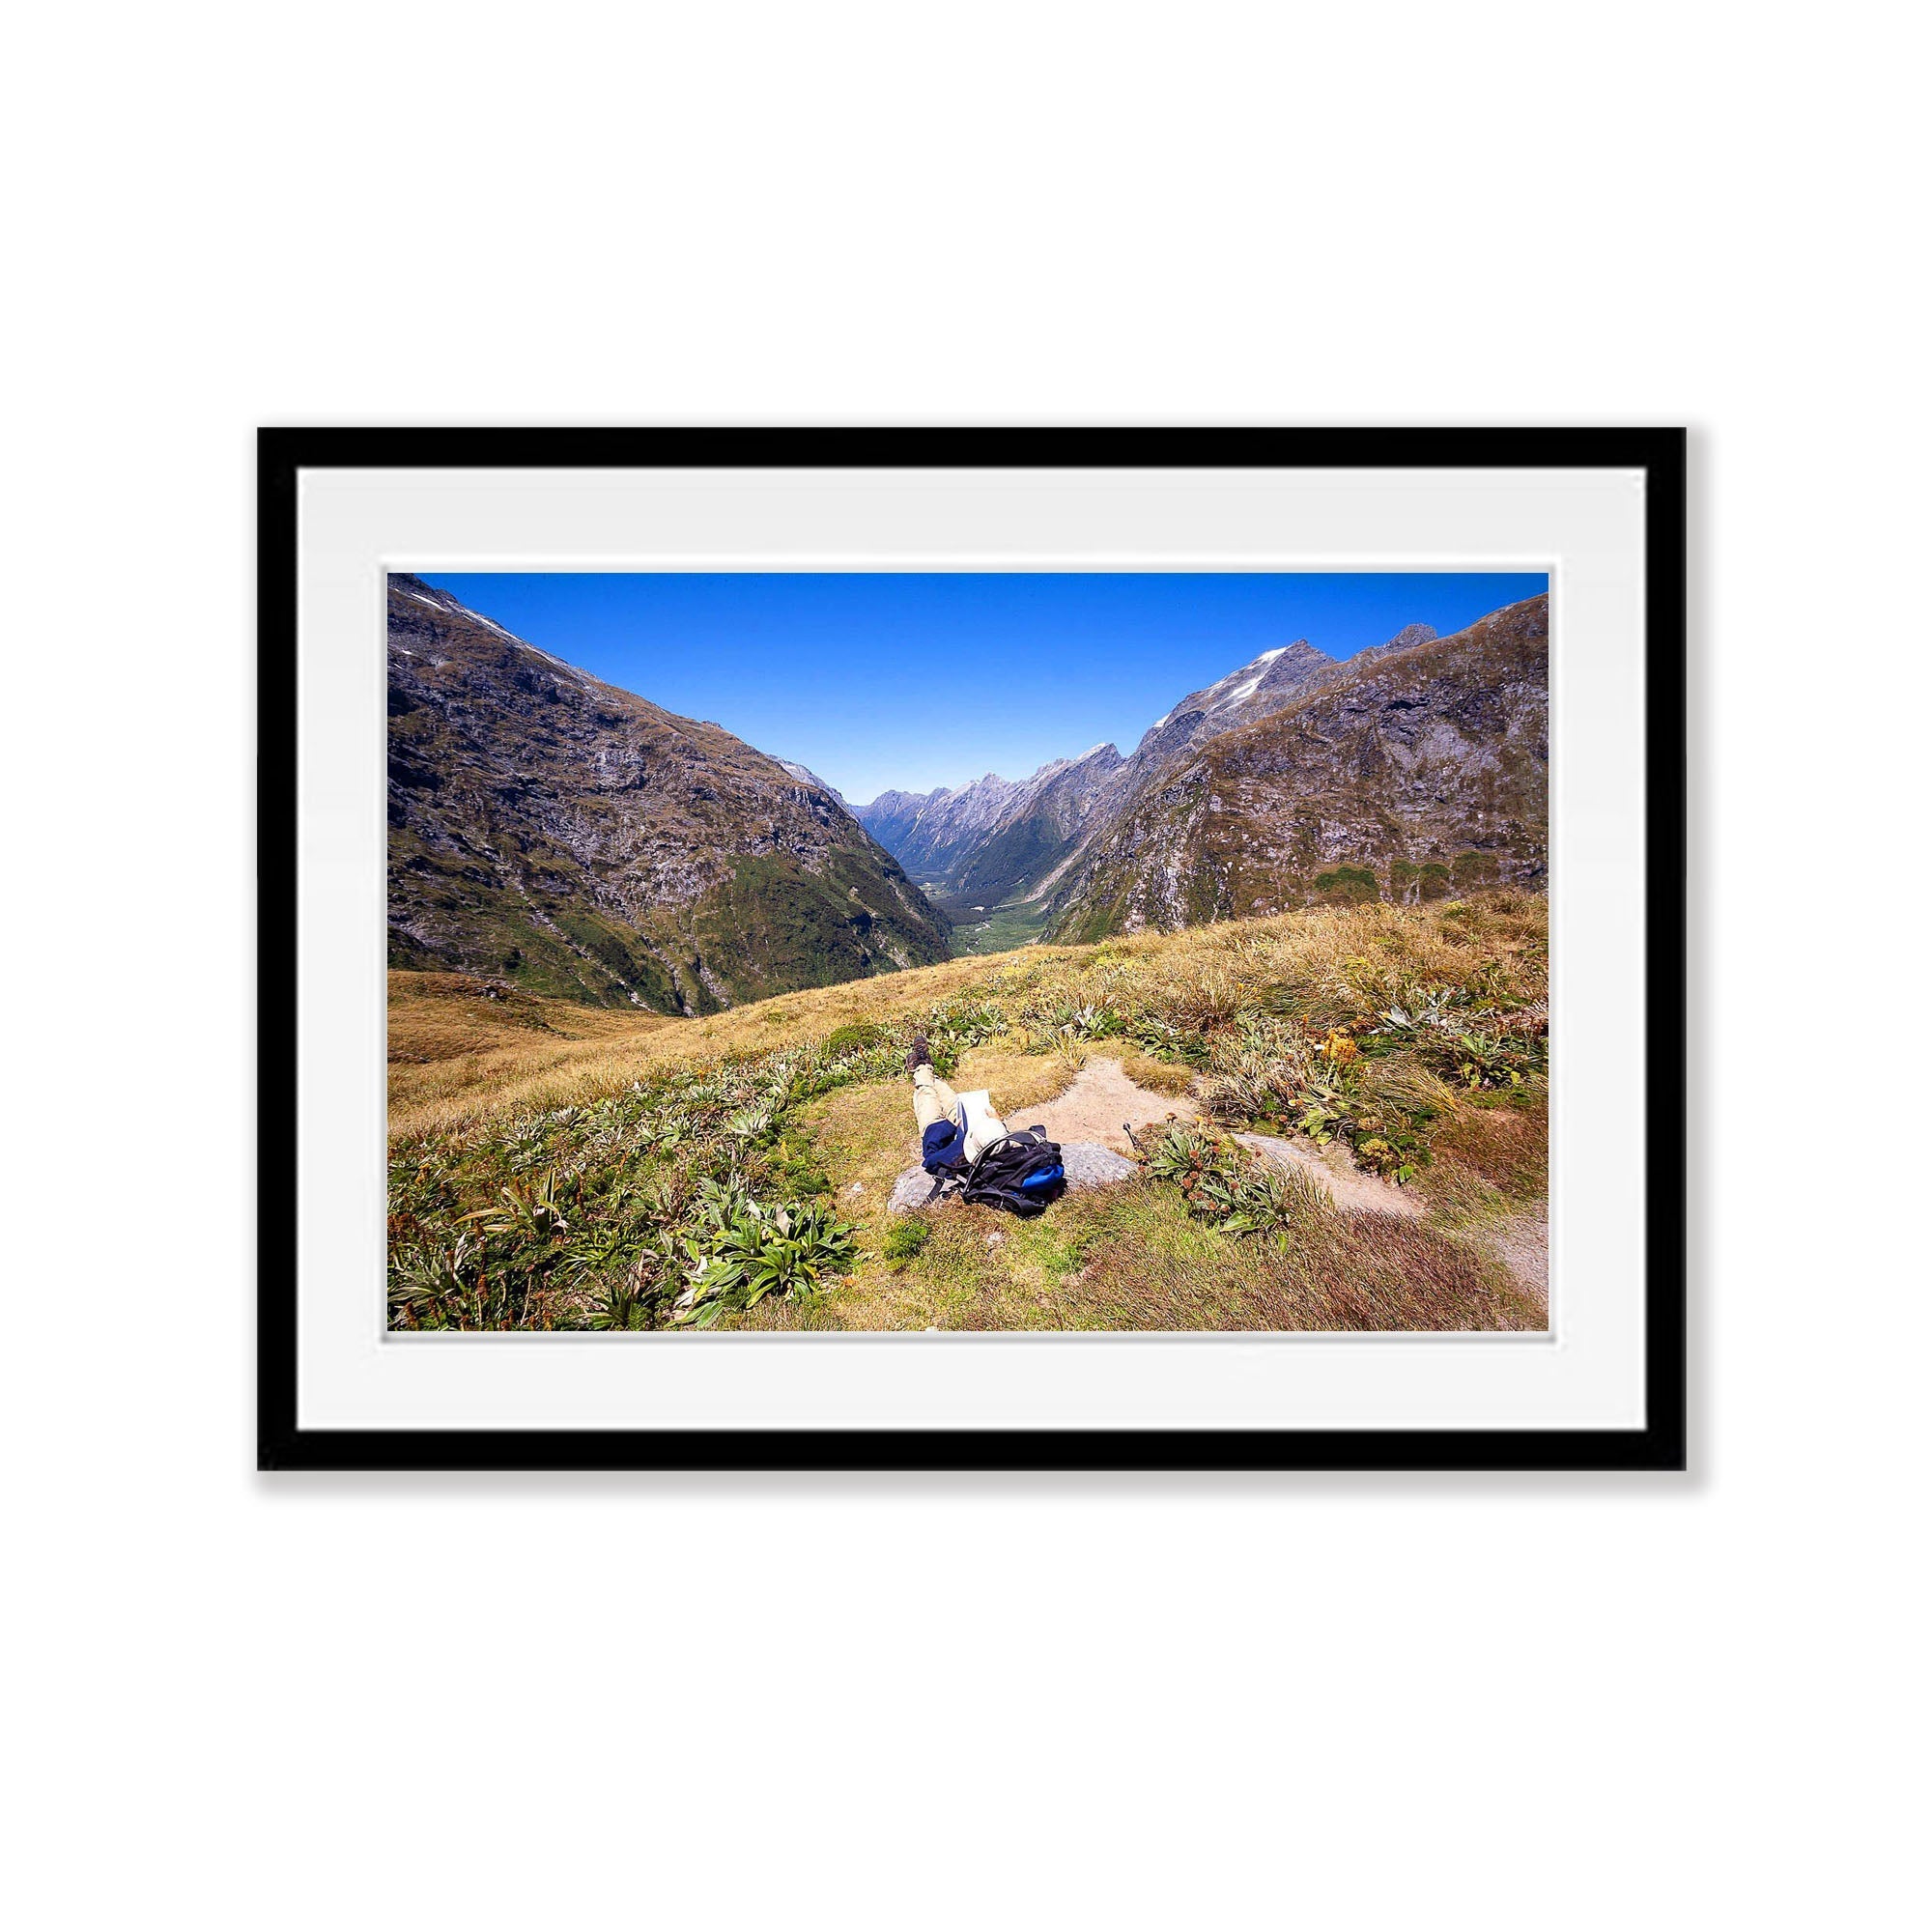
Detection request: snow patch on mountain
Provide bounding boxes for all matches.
[778,759,849,807]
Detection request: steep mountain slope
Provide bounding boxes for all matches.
[386,576,948,1011]
[856,635,1362,913]
[1045,596,1548,940]
[854,773,1032,880]
[854,748,1127,946]
[947,744,1125,904]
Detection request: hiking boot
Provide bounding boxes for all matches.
[906,1035,932,1072]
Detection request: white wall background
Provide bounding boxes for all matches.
[5,4,1925,1927]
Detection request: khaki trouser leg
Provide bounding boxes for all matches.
[912,1065,960,1132]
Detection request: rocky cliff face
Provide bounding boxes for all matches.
[1044,597,1548,940]
[386,576,949,1010]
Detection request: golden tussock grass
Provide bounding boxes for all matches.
[387,952,1012,1139]
[389,894,1544,1141]
[389,895,1548,1332]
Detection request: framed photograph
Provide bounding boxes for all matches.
[260,428,1685,1470]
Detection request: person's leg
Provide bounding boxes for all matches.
[911,1064,960,1130]
[907,1034,963,1145]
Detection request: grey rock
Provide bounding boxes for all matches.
[1059,1141,1141,1187]
[888,1167,956,1214]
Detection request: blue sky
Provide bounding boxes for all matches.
[418,572,1548,806]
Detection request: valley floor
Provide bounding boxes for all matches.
[920,881,1055,956]
[387,896,1550,1333]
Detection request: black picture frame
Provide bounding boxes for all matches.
[259,427,1686,1473]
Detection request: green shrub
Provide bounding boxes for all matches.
[670,1183,862,1328]
[1138,1123,1330,1250]
[769,1147,832,1198]
[1446,1027,1544,1092]
[1021,983,1123,1038]
[1314,864,1379,905]
[1389,859,1453,903]
[824,1020,887,1057]
[882,1218,930,1266]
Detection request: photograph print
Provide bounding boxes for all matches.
[387,567,1551,1336]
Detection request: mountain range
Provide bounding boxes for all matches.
[386,576,948,1011]
[856,638,1357,899]
[853,599,1546,940]
[1040,596,1547,939]
[388,576,1548,1009]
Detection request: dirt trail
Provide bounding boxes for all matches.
[1013,1058,1421,1220]
[1234,1132,1425,1219]
[1009,1056,1196,1151]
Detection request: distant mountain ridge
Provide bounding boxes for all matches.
[386,576,948,1010]
[856,771,1041,880]
[1120,637,1347,774]
[853,633,1362,912]
[853,605,1543,943]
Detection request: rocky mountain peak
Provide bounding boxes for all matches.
[1380,622,1438,653]
[1127,638,1339,767]
[776,759,849,809]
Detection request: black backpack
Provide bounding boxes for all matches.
[959,1127,1067,1217]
